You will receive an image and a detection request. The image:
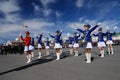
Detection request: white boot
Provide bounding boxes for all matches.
[38,52,41,59]
[26,55,29,63]
[31,52,34,57]
[26,54,31,63]
[88,53,91,63]
[74,51,78,56]
[111,47,114,54]
[56,53,60,60]
[60,49,62,54]
[101,50,104,58]
[46,52,50,55]
[85,53,89,63]
[69,49,73,54]
[108,48,110,54]
[46,50,50,55]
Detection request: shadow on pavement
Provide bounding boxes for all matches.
[0,56,56,76]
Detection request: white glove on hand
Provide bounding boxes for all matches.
[60,30,62,33]
[114,26,118,31]
[97,23,102,26]
[34,32,37,37]
[19,34,22,36]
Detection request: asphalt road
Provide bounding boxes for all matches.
[0,46,120,80]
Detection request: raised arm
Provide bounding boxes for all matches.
[59,32,62,37]
[49,33,55,38]
[90,25,99,33]
[20,36,25,41]
[76,28,84,33]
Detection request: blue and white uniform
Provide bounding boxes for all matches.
[77,25,99,48]
[67,37,73,47]
[44,40,50,49]
[36,35,42,48]
[29,38,35,50]
[49,32,62,49]
[93,32,106,47]
[106,32,115,44]
[73,34,80,48]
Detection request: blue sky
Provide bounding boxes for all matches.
[0,0,120,43]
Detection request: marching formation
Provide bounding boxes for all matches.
[19,23,117,64]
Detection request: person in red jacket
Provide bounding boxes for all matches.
[20,31,32,63]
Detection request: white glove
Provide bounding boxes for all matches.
[114,26,118,31]
[60,30,62,33]
[34,32,37,37]
[97,23,102,26]
[19,34,22,36]
[72,27,77,29]
[75,27,78,29]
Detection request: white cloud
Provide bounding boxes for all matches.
[32,0,56,17]
[0,19,55,42]
[56,11,62,18]
[0,0,20,13]
[68,22,84,29]
[0,0,21,23]
[98,1,120,16]
[0,24,21,34]
[41,0,55,8]
[79,17,86,22]
[68,17,119,32]
[43,9,52,17]
[75,0,84,8]
[32,3,41,12]
[23,19,55,30]
[40,0,55,17]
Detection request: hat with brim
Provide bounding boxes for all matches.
[25,31,30,34]
[98,27,102,31]
[56,30,60,33]
[74,32,77,34]
[84,24,91,28]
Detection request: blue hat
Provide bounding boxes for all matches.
[98,27,102,31]
[74,32,77,34]
[84,24,91,28]
[39,34,43,36]
[56,30,60,33]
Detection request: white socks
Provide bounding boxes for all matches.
[31,52,34,57]
[38,52,42,59]
[85,53,91,63]
[56,53,60,60]
[108,48,110,54]
[100,50,104,58]
[108,47,114,54]
[60,49,62,54]
[111,47,114,54]
[74,51,78,56]
[69,49,73,54]
[26,54,32,63]
[46,51,50,55]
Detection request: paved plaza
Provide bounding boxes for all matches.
[0,46,120,80]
